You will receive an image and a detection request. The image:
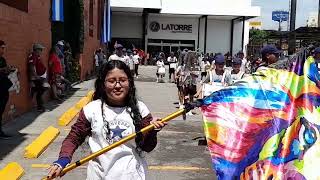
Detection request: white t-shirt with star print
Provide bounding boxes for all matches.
[83,99,150,180]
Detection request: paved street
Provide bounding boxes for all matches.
[0,65,215,180]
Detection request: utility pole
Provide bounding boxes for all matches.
[288,0,297,55]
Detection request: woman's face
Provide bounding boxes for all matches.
[104,68,130,105]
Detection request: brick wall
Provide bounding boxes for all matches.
[0,0,51,121]
[80,0,101,80]
[0,0,102,121]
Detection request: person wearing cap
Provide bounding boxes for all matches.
[224,57,245,86]
[313,47,320,72]
[257,45,281,72]
[55,41,65,75]
[28,43,48,112]
[0,40,16,139]
[204,54,228,84]
[108,44,126,62]
[194,54,228,98]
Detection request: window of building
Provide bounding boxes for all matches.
[89,0,94,37]
[0,0,29,12]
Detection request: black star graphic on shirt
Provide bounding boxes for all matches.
[111,125,126,139]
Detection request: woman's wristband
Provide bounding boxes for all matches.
[53,157,71,169]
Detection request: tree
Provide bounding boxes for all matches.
[249,29,269,45]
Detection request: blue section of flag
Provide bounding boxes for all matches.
[52,0,64,22]
[102,0,111,43]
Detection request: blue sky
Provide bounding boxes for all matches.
[252,0,319,30]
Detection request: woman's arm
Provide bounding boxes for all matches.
[140,114,158,152]
[58,109,92,160]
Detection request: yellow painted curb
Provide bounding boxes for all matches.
[24,126,60,159]
[58,107,80,126]
[86,90,94,100]
[0,162,24,179]
[75,96,90,110]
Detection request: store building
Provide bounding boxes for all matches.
[111,0,260,56]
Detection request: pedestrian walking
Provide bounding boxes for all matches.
[133,50,140,78]
[108,44,126,62]
[127,49,135,76]
[156,53,165,83]
[200,56,210,81]
[167,52,177,82]
[47,60,166,180]
[0,40,15,139]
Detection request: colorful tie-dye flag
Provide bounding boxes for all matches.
[200,51,320,179]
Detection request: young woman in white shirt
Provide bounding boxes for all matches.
[47,60,166,180]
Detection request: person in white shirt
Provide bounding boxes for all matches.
[200,56,210,80]
[224,57,245,86]
[195,54,228,98]
[237,51,248,73]
[47,60,166,180]
[108,44,126,63]
[126,49,135,75]
[156,54,165,83]
[167,52,177,83]
[133,51,140,78]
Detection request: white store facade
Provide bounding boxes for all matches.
[110,0,260,56]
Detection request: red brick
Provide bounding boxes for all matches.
[0,0,102,122]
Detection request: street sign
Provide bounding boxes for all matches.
[249,21,262,27]
[272,11,289,22]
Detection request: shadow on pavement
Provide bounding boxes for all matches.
[0,87,81,161]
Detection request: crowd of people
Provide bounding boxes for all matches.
[151,45,301,115]
[0,40,76,139]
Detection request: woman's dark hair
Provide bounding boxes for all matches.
[93,60,144,152]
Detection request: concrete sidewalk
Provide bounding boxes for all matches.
[0,79,95,175]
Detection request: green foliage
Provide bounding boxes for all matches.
[249,29,269,44]
[66,56,80,83]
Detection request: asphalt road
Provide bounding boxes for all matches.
[0,65,216,180]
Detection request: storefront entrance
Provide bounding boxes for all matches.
[147,39,195,58]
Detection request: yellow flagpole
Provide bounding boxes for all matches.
[42,109,186,180]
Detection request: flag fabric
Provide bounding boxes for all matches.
[102,0,111,43]
[200,50,320,179]
[52,0,64,22]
